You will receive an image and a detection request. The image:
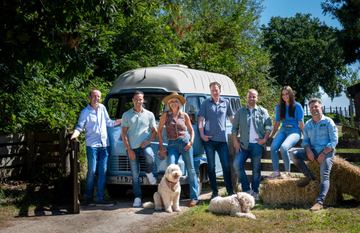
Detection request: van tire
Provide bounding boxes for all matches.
[106,184,129,198]
[181,170,202,199]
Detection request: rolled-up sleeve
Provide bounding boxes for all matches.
[75,111,86,133]
[301,128,311,147]
[231,111,240,135]
[326,120,338,149]
[264,109,273,133]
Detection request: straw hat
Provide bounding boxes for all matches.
[163,92,186,105]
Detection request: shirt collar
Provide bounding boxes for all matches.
[210,97,223,103]
[310,114,326,125]
[246,105,258,111]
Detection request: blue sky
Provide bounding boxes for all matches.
[260,0,355,110]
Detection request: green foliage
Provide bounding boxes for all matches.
[322,0,360,64]
[0,66,111,133]
[261,13,347,106]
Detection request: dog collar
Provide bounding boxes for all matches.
[235,193,241,203]
[166,178,179,192]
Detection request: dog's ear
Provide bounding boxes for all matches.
[177,164,181,169]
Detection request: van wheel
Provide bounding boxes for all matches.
[106,184,129,199]
[181,170,202,199]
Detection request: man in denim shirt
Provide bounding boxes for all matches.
[198,82,235,199]
[71,88,122,206]
[290,98,338,211]
[232,89,272,200]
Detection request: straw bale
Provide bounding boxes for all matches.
[261,155,360,206]
[261,178,340,206]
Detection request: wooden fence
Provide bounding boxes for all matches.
[228,135,360,191]
[0,129,71,180]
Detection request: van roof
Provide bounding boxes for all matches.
[108,65,239,96]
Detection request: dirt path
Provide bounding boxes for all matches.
[0,191,212,233]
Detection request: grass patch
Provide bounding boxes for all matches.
[155,197,360,233]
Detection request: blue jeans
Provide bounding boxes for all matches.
[233,143,263,193]
[203,140,233,195]
[270,127,301,171]
[128,145,155,199]
[290,149,335,204]
[168,136,198,202]
[86,146,109,201]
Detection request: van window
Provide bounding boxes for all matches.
[236,99,241,109]
[185,97,201,125]
[105,93,168,120]
[231,98,236,111]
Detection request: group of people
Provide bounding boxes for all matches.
[71,83,338,212]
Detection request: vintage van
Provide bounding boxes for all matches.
[104,64,242,198]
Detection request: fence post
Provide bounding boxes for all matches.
[26,131,35,178]
[323,106,326,114]
[330,106,332,114]
[59,129,71,174]
[228,134,238,192]
[73,140,80,214]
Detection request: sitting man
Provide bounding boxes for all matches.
[290,98,338,211]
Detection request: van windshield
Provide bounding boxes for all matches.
[105,93,168,120]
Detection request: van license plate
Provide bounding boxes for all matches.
[116,176,143,183]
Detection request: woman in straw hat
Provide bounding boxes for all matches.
[158,92,198,207]
[267,86,304,179]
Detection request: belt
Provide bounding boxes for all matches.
[283,125,294,128]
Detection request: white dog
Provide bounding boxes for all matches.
[143,164,182,213]
[208,192,256,219]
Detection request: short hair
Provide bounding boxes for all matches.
[247,89,258,97]
[89,88,101,96]
[308,98,322,107]
[209,82,221,90]
[166,98,183,115]
[133,91,144,97]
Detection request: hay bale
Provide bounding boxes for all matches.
[261,155,360,206]
[261,178,340,206]
[307,155,360,200]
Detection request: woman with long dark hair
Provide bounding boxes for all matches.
[267,86,304,179]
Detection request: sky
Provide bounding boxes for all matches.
[259,0,357,111]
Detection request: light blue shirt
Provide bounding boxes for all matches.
[75,104,115,147]
[231,105,273,150]
[122,108,156,149]
[198,97,234,142]
[301,115,338,152]
[275,102,304,130]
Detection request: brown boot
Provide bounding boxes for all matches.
[310,203,323,211]
[296,177,312,187]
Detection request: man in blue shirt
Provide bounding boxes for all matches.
[198,82,234,199]
[232,89,272,200]
[71,88,122,206]
[121,91,157,207]
[290,98,338,211]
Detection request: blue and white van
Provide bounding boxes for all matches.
[104,64,242,198]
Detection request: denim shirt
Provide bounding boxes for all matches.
[75,104,115,147]
[198,97,234,142]
[231,105,272,150]
[301,115,338,153]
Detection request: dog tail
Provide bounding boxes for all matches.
[142,202,155,208]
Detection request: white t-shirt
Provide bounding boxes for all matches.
[249,108,259,143]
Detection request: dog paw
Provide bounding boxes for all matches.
[165,209,173,213]
[174,208,181,212]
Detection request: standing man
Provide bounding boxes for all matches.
[121,91,157,207]
[71,88,122,206]
[290,98,338,211]
[198,82,235,198]
[232,89,272,200]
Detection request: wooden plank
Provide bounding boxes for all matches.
[37,144,60,153]
[337,153,360,162]
[0,166,26,178]
[27,132,35,177]
[0,155,27,167]
[0,134,26,144]
[73,140,80,214]
[35,133,59,142]
[0,145,26,157]
[243,162,301,173]
[59,129,71,174]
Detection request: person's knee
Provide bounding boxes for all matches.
[279,145,289,154]
[289,151,296,160]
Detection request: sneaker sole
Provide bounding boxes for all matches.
[96,204,114,207]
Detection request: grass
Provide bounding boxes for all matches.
[154,191,360,233]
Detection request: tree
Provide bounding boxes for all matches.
[322,0,360,64]
[261,13,347,105]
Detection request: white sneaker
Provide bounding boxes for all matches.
[146,172,156,185]
[252,192,259,201]
[245,190,254,196]
[133,197,141,207]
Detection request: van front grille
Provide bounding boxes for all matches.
[117,155,149,172]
